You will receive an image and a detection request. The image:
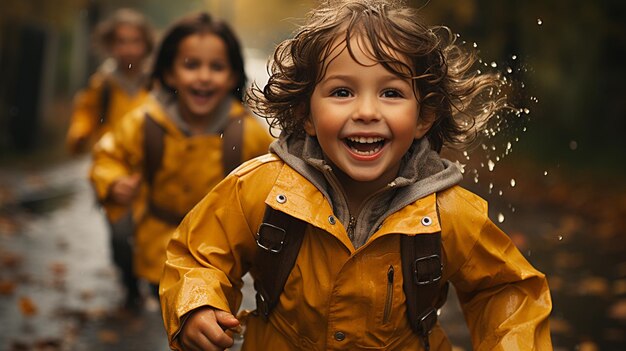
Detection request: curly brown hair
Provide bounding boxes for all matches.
[247,0,507,151]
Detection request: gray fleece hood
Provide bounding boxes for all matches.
[269,133,463,249]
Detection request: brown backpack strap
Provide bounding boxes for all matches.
[221,112,245,177]
[143,112,165,186]
[401,232,444,351]
[253,205,447,349]
[143,113,184,225]
[98,80,112,125]
[253,205,307,319]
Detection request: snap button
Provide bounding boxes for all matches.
[421,216,432,226]
[328,215,336,225]
[276,194,287,204]
[334,331,345,341]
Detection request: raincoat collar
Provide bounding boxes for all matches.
[150,88,234,137]
[269,133,463,248]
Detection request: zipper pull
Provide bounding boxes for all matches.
[347,215,356,240]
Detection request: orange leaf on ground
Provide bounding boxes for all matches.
[0,279,16,295]
[18,296,37,316]
[98,329,119,344]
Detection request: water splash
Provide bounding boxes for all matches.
[497,213,505,223]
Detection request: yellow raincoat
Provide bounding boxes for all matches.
[66,70,149,155]
[160,154,552,350]
[90,95,273,283]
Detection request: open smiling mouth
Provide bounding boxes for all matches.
[191,89,214,98]
[344,136,387,156]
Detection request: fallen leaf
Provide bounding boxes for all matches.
[577,276,610,297]
[1,251,22,269]
[49,262,67,276]
[19,296,38,316]
[608,299,626,321]
[576,341,599,351]
[0,279,16,295]
[97,329,119,344]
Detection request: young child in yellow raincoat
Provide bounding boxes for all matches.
[160,1,552,350]
[90,12,273,302]
[66,8,156,310]
[66,8,155,155]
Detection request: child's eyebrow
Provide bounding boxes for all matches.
[322,73,409,85]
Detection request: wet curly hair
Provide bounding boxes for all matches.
[247,0,507,151]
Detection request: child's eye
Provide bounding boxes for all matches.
[331,88,352,98]
[182,58,200,69]
[210,63,227,71]
[382,89,403,98]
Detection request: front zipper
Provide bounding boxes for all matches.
[383,265,394,324]
[346,215,356,241]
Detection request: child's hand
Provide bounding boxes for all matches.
[109,173,141,205]
[180,306,240,351]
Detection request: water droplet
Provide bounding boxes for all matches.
[511,55,517,60]
[524,108,530,114]
[506,67,513,74]
[455,33,461,38]
[569,140,578,150]
[488,160,495,171]
[128,63,132,69]
[232,146,237,151]
[510,179,516,187]
[498,190,503,196]
[506,142,512,151]
[558,235,563,241]
[474,176,479,184]
[477,69,482,75]
[497,213,505,223]
[490,62,497,68]
[220,133,224,139]
[537,18,543,25]
[543,171,548,176]
[473,42,478,48]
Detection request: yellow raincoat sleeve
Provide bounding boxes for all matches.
[89,110,144,207]
[440,189,552,350]
[160,161,274,350]
[66,74,105,154]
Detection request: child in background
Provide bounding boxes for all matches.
[66,8,155,311]
[66,8,155,155]
[90,12,273,301]
[160,0,552,350]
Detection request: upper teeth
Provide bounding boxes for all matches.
[347,136,384,144]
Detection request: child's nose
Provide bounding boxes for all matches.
[199,67,212,81]
[352,95,381,123]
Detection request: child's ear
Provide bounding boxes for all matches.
[304,117,316,136]
[414,108,436,139]
[163,69,175,88]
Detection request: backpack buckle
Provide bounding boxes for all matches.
[412,254,442,286]
[256,222,287,253]
[255,291,270,319]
